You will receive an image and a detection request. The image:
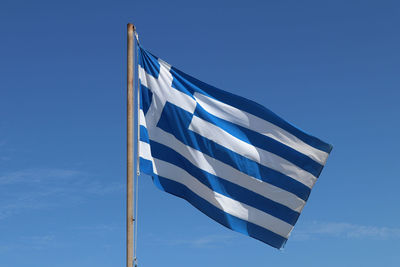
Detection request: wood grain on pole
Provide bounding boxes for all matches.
[127,23,135,267]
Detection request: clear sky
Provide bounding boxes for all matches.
[1,0,399,266]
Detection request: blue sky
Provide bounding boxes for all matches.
[1,0,400,266]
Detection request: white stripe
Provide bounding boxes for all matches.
[189,116,316,188]
[139,141,152,161]
[140,121,305,212]
[194,92,329,165]
[138,66,149,87]
[153,158,293,238]
[139,140,156,174]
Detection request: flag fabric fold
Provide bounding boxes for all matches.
[138,46,332,249]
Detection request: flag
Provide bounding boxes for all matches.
[138,46,332,249]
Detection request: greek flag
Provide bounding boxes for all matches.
[138,46,332,249]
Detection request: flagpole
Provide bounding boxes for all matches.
[127,23,135,267]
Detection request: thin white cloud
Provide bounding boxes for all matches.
[169,234,236,247]
[0,140,6,147]
[0,168,82,185]
[292,221,400,241]
[0,245,10,253]
[0,191,58,220]
[74,224,118,232]
[22,235,56,250]
[0,234,57,252]
[0,168,123,220]
[0,140,10,161]
[84,181,124,195]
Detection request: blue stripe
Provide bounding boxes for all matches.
[156,102,311,201]
[139,125,149,143]
[194,105,324,177]
[140,84,153,115]
[149,140,300,225]
[152,173,288,249]
[139,157,154,175]
[138,46,160,79]
[170,67,200,98]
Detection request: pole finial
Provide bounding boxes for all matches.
[128,23,136,32]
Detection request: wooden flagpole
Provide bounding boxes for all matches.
[127,23,135,267]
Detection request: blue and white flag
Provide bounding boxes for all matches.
[138,46,332,249]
